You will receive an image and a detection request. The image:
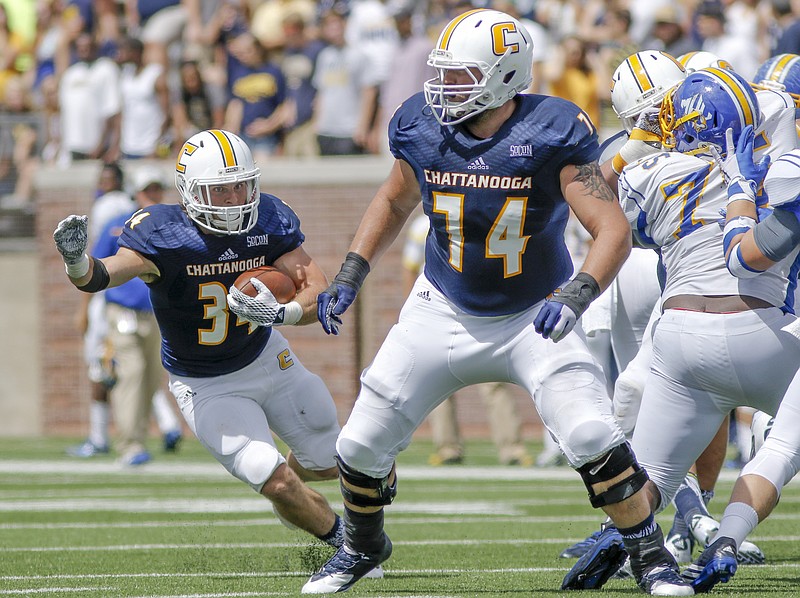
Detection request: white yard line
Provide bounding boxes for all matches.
[0,460,752,482]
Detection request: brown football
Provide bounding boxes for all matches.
[233,266,296,303]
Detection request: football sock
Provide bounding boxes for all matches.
[675,474,711,527]
[715,502,759,549]
[89,400,110,448]
[319,513,344,548]
[620,519,673,580]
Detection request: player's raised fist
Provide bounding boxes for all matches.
[54,215,89,265]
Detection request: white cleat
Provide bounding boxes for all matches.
[362,564,384,579]
[665,531,694,564]
[302,538,391,594]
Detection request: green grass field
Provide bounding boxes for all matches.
[1,436,798,597]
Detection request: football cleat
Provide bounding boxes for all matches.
[682,537,738,593]
[689,514,765,564]
[611,554,634,579]
[561,524,626,590]
[736,540,765,565]
[66,440,109,458]
[362,564,384,579]
[302,535,392,594]
[687,514,720,548]
[560,527,604,558]
[639,564,694,596]
[665,530,694,564]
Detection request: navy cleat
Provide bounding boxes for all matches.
[302,534,392,594]
[561,524,626,590]
[560,527,604,558]
[682,537,737,593]
[689,514,764,565]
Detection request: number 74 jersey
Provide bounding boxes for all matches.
[618,151,794,310]
[389,92,600,317]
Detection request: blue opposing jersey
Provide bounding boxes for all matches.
[118,195,304,376]
[389,92,600,315]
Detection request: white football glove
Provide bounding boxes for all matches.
[709,125,769,204]
[227,277,285,327]
[53,215,89,265]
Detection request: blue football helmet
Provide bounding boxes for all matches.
[660,67,761,157]
[753,53,800,107]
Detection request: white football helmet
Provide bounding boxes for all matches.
[175,129,261,235]
[424,9,533,125]
[677,51,734,74]
[611,50,686,133]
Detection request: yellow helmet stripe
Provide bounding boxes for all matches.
[208,129,238,168]
[627,53,654,93]
[678,52,697,68]
[438,9,487,50]
[706,67,755,127]
[769,54,800,83]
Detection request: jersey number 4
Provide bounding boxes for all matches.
[433,192,530,277]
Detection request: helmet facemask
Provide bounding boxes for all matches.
[178,173,260,235]
[425,51,504,125]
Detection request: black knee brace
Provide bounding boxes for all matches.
[577,443,649,508]
[336,456,397,508]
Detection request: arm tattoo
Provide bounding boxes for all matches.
[573,162,616,203]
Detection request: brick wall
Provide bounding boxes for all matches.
[36,158,545,441]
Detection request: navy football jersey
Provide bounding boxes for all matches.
[389,92,600,316]
[118,194,304,377]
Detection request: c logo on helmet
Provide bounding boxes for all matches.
[491,22,520,57]
[175,141,199,175]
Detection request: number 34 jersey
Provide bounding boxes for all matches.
[389,92,600,317]
[118,196,304,377]
[618,151,796,311]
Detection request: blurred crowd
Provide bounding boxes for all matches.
[1,0,799,212]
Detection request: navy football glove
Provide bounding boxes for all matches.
[317,252,370,335]
[534,273,600,343]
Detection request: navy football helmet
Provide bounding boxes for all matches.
[660,67,761,157]
[753,53,800,107]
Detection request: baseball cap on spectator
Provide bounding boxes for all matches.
[696,1,725,20]
[654,6,681,25]
[134,169,166,193]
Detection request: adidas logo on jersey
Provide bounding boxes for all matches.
[218,248,239,261]
[467,157,489,170]
[417,290,431,301]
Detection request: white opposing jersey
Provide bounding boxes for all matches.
[755,89,799,159]
[619,151,796,310]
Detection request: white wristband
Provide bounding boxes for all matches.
[280,301,303,326]
[65,254,90,279]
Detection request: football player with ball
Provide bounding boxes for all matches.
[53,129,364,559]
